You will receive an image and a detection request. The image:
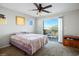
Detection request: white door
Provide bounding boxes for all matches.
[58,17,63,42]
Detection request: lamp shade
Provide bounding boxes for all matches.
[0,14,6,19]
[0,14,7,24]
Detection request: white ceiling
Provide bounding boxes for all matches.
[0,3,79,17]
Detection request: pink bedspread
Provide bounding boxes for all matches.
[10,34,48,55]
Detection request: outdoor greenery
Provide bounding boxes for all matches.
[44,25,58,37]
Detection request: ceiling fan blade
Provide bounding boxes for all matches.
[42,10,50,13]
[39,4,42,7]
[33,3,39,9]
[43,5,52,9]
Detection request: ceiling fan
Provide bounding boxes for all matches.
[32,3,52,14]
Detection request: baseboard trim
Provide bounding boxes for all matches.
[0,44,10,49]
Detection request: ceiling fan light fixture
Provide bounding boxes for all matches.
[37,11,42,16]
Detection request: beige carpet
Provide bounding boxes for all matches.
[0,41,79,56]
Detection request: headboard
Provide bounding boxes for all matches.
[10,32,31,35]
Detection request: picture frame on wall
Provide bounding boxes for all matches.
[16,16,25,25]
[28,19,33,26]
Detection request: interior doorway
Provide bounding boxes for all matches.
[43,17,63,42]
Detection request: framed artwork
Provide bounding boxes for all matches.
[28,19,33,26]
[16,16,25,25]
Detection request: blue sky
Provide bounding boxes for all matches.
[44,18,58,29]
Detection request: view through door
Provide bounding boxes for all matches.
[43,18,58,42]
[43,17,63,42]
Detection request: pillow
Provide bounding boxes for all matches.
[11,32,31,36]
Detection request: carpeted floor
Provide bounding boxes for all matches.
[0,41,79,56]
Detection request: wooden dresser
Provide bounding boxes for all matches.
[63,36,79,48]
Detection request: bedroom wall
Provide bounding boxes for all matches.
[0,6,36,48]
[63,10,79,35]
[35,9,79,42]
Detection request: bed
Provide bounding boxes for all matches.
[10,33,48,55]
